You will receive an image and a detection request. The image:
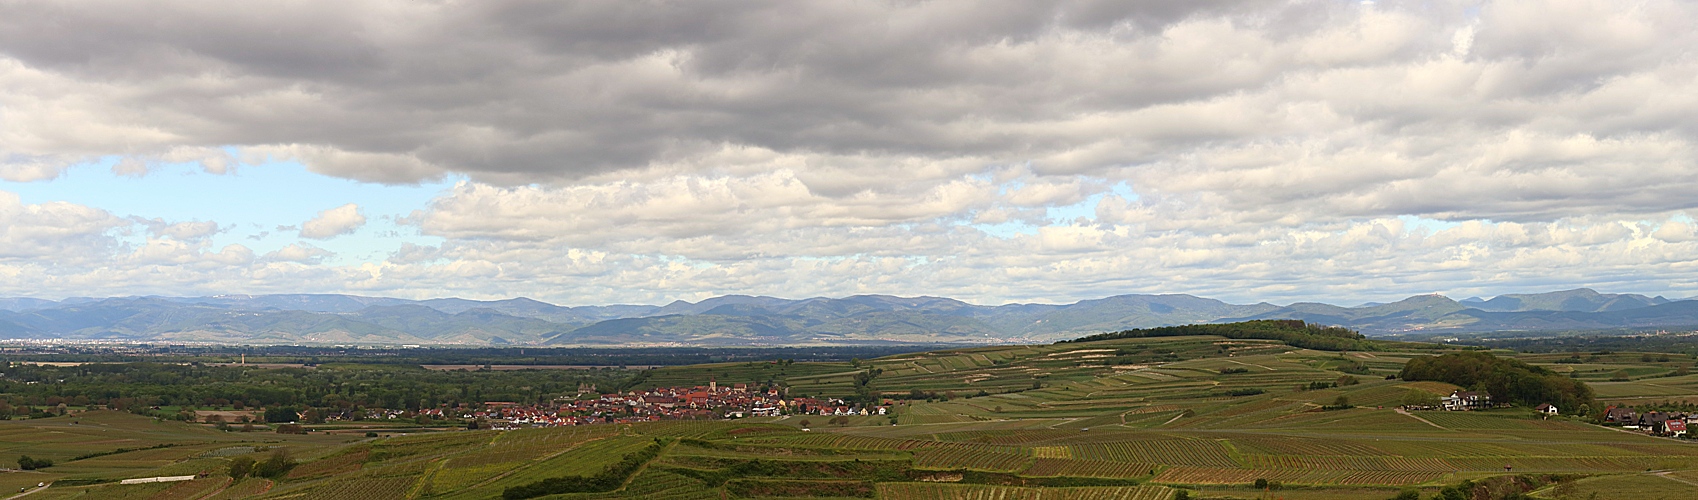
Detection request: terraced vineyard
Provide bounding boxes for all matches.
[7,334,1698,498]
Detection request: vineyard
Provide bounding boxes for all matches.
[11,335,1698,498]
[1071,440,1239,468]
[148,477,230,500]
[877,483,1176,500]
[912,448,1032,472]
[283,448,367,479]
[1023,458,1156,478]
[262,475,418,500]
[206,479,274,500]
[586,469,718,499]
[1153,467,1443,486]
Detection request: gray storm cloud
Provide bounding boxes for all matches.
[2,0,1698,304]
[3,0,1695,218]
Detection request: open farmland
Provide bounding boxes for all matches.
[4,332,1698,498]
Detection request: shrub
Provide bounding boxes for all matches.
[252,449,294,478]
[228,456,255,478]
[16,455,52,470]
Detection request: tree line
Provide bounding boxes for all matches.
[1399,351,1596,413]
[1064,320,1378,352]
[0,361,641,416]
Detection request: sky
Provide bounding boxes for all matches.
[2,0,1697,307]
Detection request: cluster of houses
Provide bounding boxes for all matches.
[1408,391,1563,418]
[413,380,889,429]
[1604,407,1694,437]
[1401,390,1506,412]
[1442,390,1494,411]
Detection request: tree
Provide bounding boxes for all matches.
[252,449,294,478]
[1067,320,1374,351]
[1401,390,1440,408]
[1332,396,1351,408]
[799,419,811,428]
[264,406,299,423]
[16,455,51,470]
[1401,351,1596,412]
[228,456,255,478]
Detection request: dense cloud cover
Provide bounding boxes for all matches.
[2,0,1696,305]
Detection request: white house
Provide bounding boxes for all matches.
[1441,390,1491,411]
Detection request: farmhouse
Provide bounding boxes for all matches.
[1441,390,1491,411]
[1535,403,1558,416]
[1604,406,1638,426]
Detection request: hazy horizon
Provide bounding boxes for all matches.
[1,287,1687,311]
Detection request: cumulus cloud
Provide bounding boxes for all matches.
[300,204,366,240]
[5,1,1698,304]
[265,243,333,264]
[0,190,127,260]
[139,219,220,241]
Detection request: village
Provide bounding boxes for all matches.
[1603,406,1696,438]
[1399,390,1696,439]
[409,380,890,429]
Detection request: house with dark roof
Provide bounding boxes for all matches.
[1604,406,1638,426]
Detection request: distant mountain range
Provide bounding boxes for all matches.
[0,288,1692,346]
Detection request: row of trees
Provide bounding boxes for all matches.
[0,361,642,413]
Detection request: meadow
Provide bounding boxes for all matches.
[3,334,1698,499]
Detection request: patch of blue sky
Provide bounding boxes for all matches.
[0,155,457,266]
[1395,215,1461,235]
[1046,182,1136,224]
[971,220,1039,238]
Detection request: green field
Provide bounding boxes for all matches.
[4,336,1698,498]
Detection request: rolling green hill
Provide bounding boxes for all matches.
[12,330,1698,498]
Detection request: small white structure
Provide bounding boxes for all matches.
[119,476,196,485]
[1535,403,1559,416]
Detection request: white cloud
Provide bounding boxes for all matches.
[3,1,1698,304]
[265,243,333,264]
[300,203,365,240]
[147,220,220,241]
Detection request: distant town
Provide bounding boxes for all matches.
[401,381,889,429]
